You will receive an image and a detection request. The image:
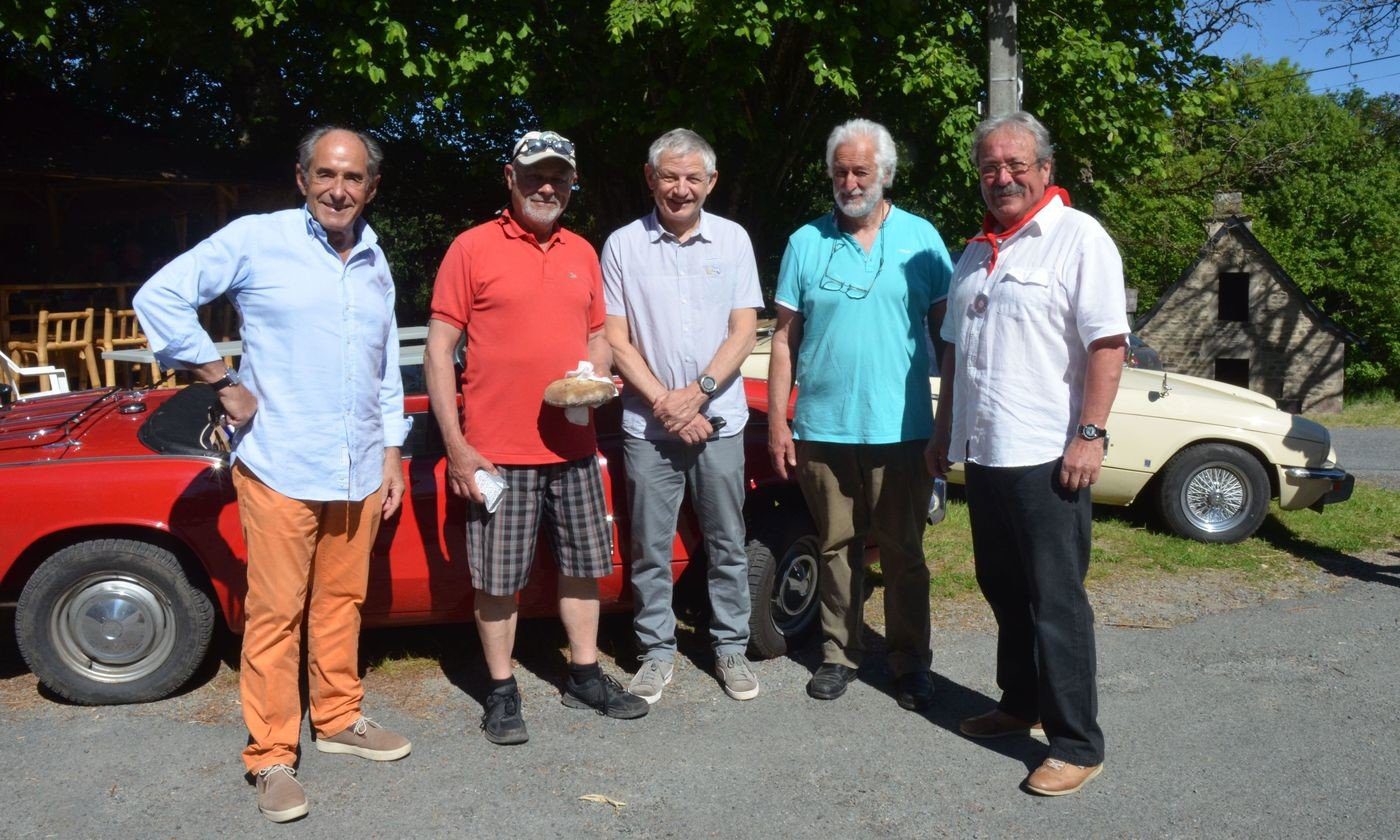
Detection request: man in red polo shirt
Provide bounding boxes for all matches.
[424,130,649,746]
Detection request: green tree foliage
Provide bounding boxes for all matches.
[3,0,1216,305]
[1102,59,1400,392]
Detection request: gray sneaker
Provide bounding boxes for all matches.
[627,658,673,705]
[255,764,308,823]
[716,653,760,700]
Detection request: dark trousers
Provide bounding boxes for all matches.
[795,440,933,674]
[964,459,1105,766]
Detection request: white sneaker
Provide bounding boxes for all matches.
[627,658,673,705]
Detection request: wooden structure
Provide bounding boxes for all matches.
[1136,195,1357,414]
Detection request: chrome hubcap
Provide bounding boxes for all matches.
[1181,463,1250,533]
[50,573,175,683]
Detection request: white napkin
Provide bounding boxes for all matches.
[561,361,617,425]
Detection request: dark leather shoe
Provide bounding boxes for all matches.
[806,664,857,700]
[959,708,1044,739]
[894,670,934,711]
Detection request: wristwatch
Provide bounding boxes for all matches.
[1076,423,1108,449]
[697,374,718,396]
[211,368,242,391]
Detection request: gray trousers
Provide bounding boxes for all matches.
[623,433,751,661]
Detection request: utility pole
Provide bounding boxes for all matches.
[987,0,1021,115]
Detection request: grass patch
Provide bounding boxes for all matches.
[1304,390,1400,428]
[923,483,1400,599]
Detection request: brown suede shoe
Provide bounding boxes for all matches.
[1025,758,1103,796]
[315,716,412,761]
[959,709,1045,739]
[255,764,308,823]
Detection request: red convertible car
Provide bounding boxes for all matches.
[0,378,819,705]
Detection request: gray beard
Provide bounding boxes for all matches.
[834,185,884,218]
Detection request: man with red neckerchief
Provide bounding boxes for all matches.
[929,112,1128,797]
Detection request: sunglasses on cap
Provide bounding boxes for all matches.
[512,132,575,161]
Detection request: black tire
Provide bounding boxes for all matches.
[15,538,216,704]
[746,511,821,659]
[1155,443,1271,544]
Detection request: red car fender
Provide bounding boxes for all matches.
[0,456,249,631]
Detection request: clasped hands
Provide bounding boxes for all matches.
[652,385,711,445]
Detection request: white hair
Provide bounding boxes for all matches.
[970,111,1054,167]
[647,128,717,176]
[825,119,897,186]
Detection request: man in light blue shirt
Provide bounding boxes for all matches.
[603,129,764,704]
[768,119,952,709]
[135,126,411,823]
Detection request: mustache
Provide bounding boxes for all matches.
[990,183,1026,198]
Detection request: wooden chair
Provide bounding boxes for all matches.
[0,348,70,398]
[6,308,100,389]
[102,308,163,388]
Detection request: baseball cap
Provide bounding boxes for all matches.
[511,130,576,169]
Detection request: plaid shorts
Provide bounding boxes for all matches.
[465,456,614,596]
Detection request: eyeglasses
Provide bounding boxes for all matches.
[978,159,1040,179]
[818,235,886,300]
[512,132,575,161]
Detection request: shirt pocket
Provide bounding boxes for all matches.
[996,267,1053,321]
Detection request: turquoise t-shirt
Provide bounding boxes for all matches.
[773,205,952,444]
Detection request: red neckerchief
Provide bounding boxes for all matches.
[967,186,1071,271]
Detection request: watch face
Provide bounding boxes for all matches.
[699,375,717,394]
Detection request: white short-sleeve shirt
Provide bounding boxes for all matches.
[940,196,1129,467]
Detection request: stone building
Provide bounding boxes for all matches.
[1135,194,1356,414]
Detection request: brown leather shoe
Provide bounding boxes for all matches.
[959,709,1045,739]
[1025,758,1103,796]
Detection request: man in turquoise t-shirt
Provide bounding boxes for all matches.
[768,118,952,709]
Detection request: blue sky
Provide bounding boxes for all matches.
[1205,0,1398,96]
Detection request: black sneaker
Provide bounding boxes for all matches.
[481,687,529,745]
[562,672,650,719]
[895,670,935,711]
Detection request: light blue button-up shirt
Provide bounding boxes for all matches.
[601,209,764,441]
[135,207,410,502]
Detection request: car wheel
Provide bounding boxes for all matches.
[15,539,216,704]
[1156,443,1270,544]
[746,512,821,659]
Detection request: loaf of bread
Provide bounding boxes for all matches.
[543,377,617,408]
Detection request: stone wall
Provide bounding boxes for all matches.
[1138,226,1345,414]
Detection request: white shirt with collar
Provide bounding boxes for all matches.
[940,194,1129,467]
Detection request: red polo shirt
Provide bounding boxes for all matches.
[430,211,606,464]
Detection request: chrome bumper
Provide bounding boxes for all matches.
[1284,467,1355,509]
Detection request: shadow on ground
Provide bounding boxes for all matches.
[1256,518,1400,588]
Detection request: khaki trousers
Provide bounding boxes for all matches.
[232,462,383,773]
[795,440,933,675]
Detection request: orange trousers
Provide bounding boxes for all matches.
[232,462,383,773]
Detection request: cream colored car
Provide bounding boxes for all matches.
[742,335,1354,544]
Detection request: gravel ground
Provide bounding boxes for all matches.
[2,545,1397,839]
